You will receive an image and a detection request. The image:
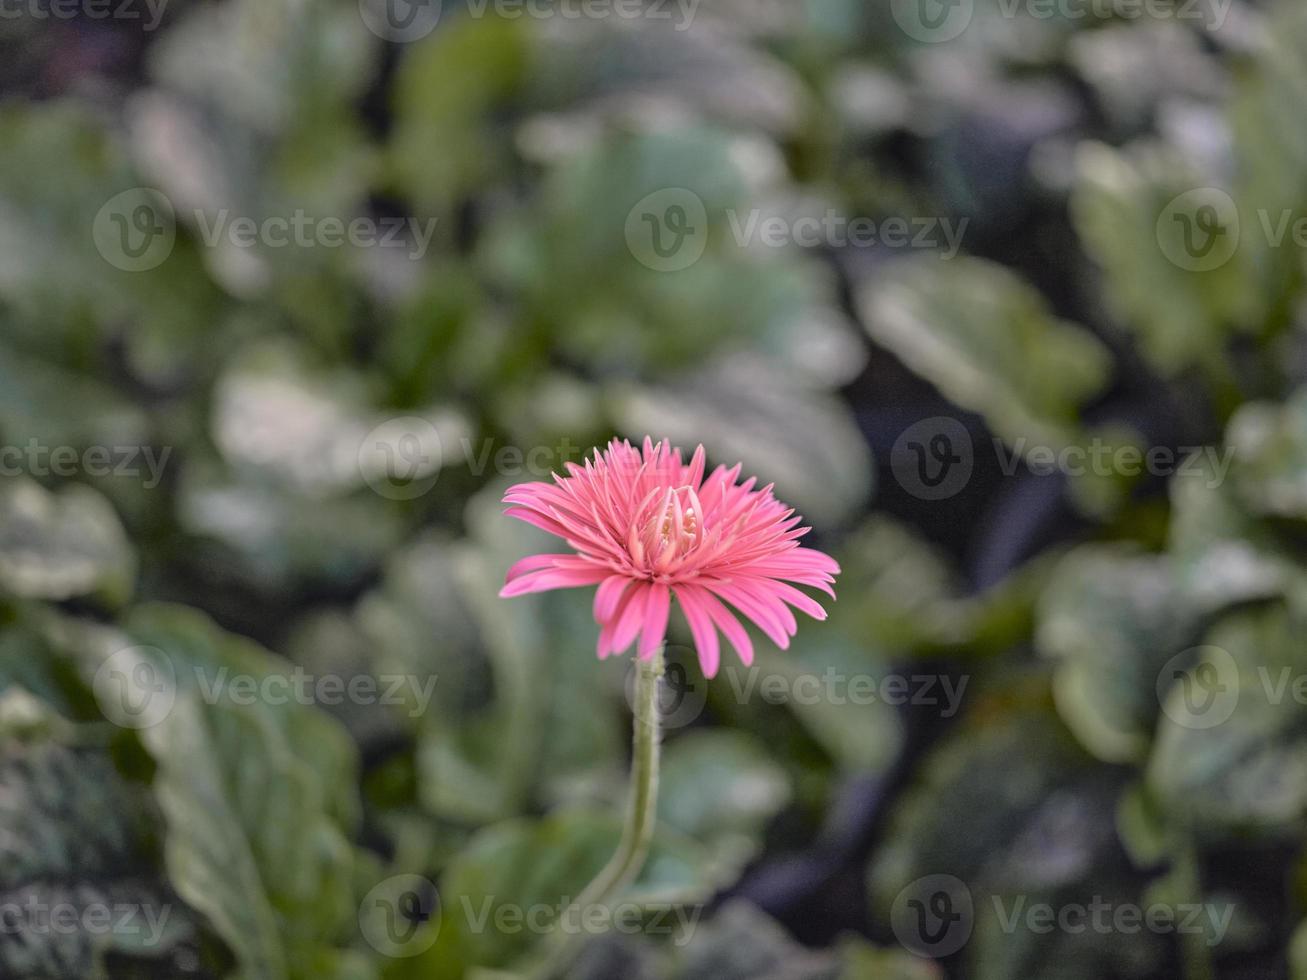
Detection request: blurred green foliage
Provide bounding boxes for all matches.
[3,0,1307,978]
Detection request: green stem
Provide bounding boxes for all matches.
[527,648,664,980]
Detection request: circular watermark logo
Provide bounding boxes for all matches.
[92,188,176,272]
[358,0,442,41]
[624,646,708,731]
[624,188,709,273]
[1156,188,1240,272]
[891,873,974,958]
[92,645,176,729]
[1157,645,1240,730]
[891,0,974,43]
[891,417,974,501]
[359,875,441,958]
[357,416,445,500]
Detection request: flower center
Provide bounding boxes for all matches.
[629,484,705,573]
[660,500,698,546]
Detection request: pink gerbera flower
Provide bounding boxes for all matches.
[499,438,840,677]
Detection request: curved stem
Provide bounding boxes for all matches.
[527,648,664,979]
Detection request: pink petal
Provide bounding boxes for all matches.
[597,585,639,659]
[502,506,569,538]
[504,553,570,583]
[685,444,706,489]
[498,566,608,598]
[687,585,754,667]
[639,583,670,660]
[594,575,632,623]
[708,582,793,649]
[744,577,828,620]
[674,586,720,678]
[609,583,649,656]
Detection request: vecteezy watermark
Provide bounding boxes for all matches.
[1255,666,1307,707]
[357,876,702,959]
[889,417,1236,501]
[1156,188,1241,272]
[994,439,1235,489]
[624,189,968,272]
[93,648,438,729]
[890,0,1231,44]
[358,428,585,501]
[0,0,169,30]
[624,650,967,730]
[357,417,447,501]
[1155,646,1307,732]
[890,417,975,501]
[891,875,1234,959]
[358,0,699,43]
[459,436,584,479]
[1157,646,1240,730]
[0,440,172,489]
[0,898,174,947]
[358,0,442,41]
[723,668,969,717]
[891,874,975,957]
[456,896,703,945]
[92,189,176,273]
[92,646,177,730]
[92,189,439,272]
[191,210,438,260]
[625,188,710,273]
[190,667,438,718]
[726,209,969,260]
[1157,189,1307,272]
[990,895,1233,947]
[359,876,441,958]
[625,649,710,731]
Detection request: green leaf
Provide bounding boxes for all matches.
[1228,1,1307,326]
[0,342,148,452]
[414,495,621,822]
[868,699,1096,913]
[210,341,469,499]
[1071,141,1252,375]
[57,604,370,980]
[834,518,965,650]
[1113,782,1169,869]
[436,809,716,971]
[1036,545,1196,763]
[1148,605,1307,838]
[0,733,198,979]
[858,256,1110,447]
[1166,442,1292,614]
[0,102,221,366]
[671,900,839,979]
[525,15,809,136]
[479,124,859,384]
[610,354,872,527]
[1293,917,1307,980]
[657,730,791,872]
[736,637,903,775]
[869,691,1161,980]
[969,875,1165,980]
[1067,23,1224,132]
[139,0,379,305]
[178,464,411,591]
[1227,390,1307,521]
[389,14,528,211]
[0,480,135,605]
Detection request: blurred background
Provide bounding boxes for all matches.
[1,0,1305,977]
